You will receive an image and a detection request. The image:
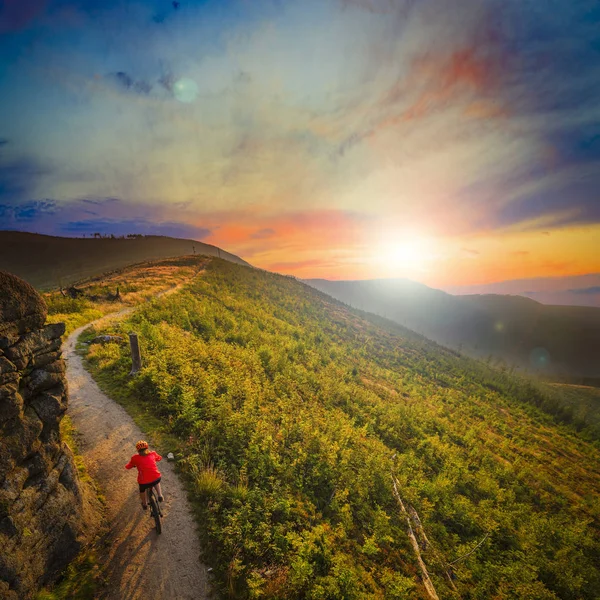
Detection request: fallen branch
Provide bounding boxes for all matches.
[407,504,458,593]
[391,475,440,600]
[448,532,490,566]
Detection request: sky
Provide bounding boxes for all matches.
[0,0,599,299]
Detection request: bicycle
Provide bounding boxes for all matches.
[146,484,163,534]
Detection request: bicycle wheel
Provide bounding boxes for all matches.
[148,489,162,534]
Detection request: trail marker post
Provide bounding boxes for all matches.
[129,332,142,375]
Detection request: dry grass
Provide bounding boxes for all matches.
[44,256,209,335]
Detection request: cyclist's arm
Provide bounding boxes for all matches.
[153,451,162,462]
[125,457,136,469]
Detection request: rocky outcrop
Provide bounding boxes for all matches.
[0,272,97,599]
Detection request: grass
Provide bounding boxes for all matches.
[34,417,107,600]
[541,383,600,439]
[79,259,600,599]
[28,254,600,598]
[45,255,209,335]
[34,552,103,600]
[80,342,185,460]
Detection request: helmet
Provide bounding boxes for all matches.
[136,440,149,450]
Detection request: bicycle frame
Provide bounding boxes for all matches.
[146,485,163,534]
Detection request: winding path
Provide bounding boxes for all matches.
[64,292,210,599]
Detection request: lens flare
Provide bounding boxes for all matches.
[173,78,199,103]
[529,347,551,370]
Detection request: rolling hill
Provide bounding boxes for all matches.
[80,258,600,599]
[0,231,249,290]
[305,278,600,380]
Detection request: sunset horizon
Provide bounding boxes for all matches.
[1,0,599,292]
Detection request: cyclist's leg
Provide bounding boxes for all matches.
[139,482,148,508]
[154,481,164,501]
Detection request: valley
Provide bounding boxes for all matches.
[305,278,600,381]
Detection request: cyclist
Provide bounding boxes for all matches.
[125,440,164,510]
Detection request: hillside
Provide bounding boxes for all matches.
[82,258,600,599]
[305,278,600,380]
[0,231,249,290]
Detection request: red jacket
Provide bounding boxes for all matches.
[125,451,162,484]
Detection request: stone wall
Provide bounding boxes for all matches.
[0,271,97,599]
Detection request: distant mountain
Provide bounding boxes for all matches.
[305,278,600,379]
[444,273,600,308]
[0,231,250,290]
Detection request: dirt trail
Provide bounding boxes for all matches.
[63,282,210,600]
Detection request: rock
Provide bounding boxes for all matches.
[4,326,63,370]
[30,389,67,427]
[0,334,19,351]
[0,467,29,507]
[30,350,61,370]
[0,273,99,598]
[0,516,17,537]
[25,370,65,395]
[0,357,16,375]
[0,372,19,389]
[44,359,66,375]
[167,452,175,461]
[0,272,47,337]
[0,388,23,422]
[23,453,49,487]
[58,453,80,496]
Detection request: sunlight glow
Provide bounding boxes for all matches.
[374,235,436,275]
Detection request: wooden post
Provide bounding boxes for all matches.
[129,332,142,375]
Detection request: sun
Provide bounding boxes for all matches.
[374,235,435,275]
[387,240,425,267]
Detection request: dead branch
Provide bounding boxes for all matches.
[448,533,490,566]
[391,475,440,600]
[407,504,458,593]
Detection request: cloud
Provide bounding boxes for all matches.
[0,0,46,32]
[0,0,599,285]
[6,199,57,221]
[250,228,276,240]
[0,155,49,203]
[0,195,212,241]
[59,218,211,239]
[568,286,600,295]
[80,197,121,206]
[267,258,337,272]
[152,0,182,25]
[106,71,154,95]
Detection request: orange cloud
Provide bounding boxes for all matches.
[202,209,368,252]
[198,207,600,284]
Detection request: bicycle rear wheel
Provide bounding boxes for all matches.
[148,489,162,534]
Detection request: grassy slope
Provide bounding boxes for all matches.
[0,231,249,290]
[305,278,600,379]
[44,255,209,336]
[540,383,600,439]
[84,259,600,600]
